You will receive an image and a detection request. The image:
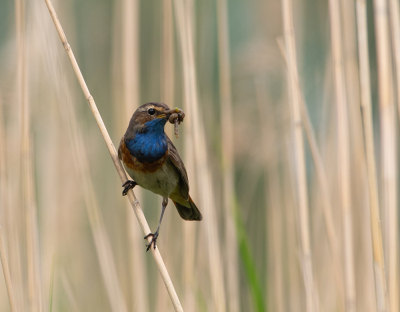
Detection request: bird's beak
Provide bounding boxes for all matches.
[156,113,168,119]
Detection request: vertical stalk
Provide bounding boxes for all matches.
[373,0,398,311]
[216,0,240,312]
[255,78,284,312]
[16,0,44,311]
[0,228,17,312]
[25,138,44,312]
[121,0,149,311]
[161,0,175,110]
[277,36,345,310]
[13,0,26,308]
[173,0,227,310]
[328,0,357,309]
[0,93,15,312]
[281,0,319,310]
[355,0,389,310]
[387,1,400,310]
[388,0,400,125]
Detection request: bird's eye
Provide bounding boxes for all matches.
[148,108,155,115]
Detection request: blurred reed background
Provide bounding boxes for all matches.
[0,0,399,311]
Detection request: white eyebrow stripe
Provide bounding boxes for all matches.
[138,104,166,113]
[138,106,153,112]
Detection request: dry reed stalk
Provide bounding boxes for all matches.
[341,1,376,310]
[0,98,15,312]
[24,137,44,311]
[173,0,227,310]
[388,0,400,127]
[160,2,194,309]
[37,1,126,308]
[355,0,389,310]
[18,6,45,309]
[161,0,175,137]
[16,0,42,310]
[276,36,344,310]
[182,142,197,312]
[177,5,197,308]
[327,0,357,309]
[283,143,305,311]
[387,1,400,309]
[40,10,128,312]
[216,0,240,311]
[7,0,27,302]
[0,228,17,312]
[281,0,319,310]
[255,78,284,312]
[162,0,175,118]
[373,0,398,311]
[25,137,44,312]
[42,1,183,311]
[121,1,149,311]
[122,0,139,119]
[67,120,128,312]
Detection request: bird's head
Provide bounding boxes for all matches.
[124,102,184,138]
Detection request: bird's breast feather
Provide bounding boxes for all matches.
[120,138,168,174]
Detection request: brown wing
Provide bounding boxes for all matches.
[167,136,189,200]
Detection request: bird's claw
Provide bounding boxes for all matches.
[122,180,137,196]
[144,231,159,251]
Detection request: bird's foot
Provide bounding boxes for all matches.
[144,230,159,252]
[122,180,137,196]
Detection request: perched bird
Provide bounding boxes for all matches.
[118,102,202,251]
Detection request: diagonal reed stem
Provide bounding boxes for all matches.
[0,228,17,312]
[42,1,183,311]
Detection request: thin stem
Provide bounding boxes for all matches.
[42,1,183,311]
[281,0,319,310]
[355,0,389,310]
[373,0,398,311]
[216,0,240,311]
[387,0,400,309]
[173,0,227,310]
[328,0,357,309]
[276,35,345,311]
[120,0,149,310]
[0,228,17,312]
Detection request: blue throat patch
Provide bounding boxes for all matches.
[126,118,168,163]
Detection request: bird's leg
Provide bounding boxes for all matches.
[144,197,168,251]
[122,180,137,196]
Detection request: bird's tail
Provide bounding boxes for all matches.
[173,196,202,221]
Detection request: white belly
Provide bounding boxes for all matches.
[124,161,180,198]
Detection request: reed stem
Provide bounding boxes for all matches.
[42,1,183,311]
[373,0,398,310]
[355,0,389,310]
[173,0,227,310]
[216,0,240,311]
[387,1,400,309]
[328,0,357,309]
[281,0,319,310]
[0,228,17,312]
